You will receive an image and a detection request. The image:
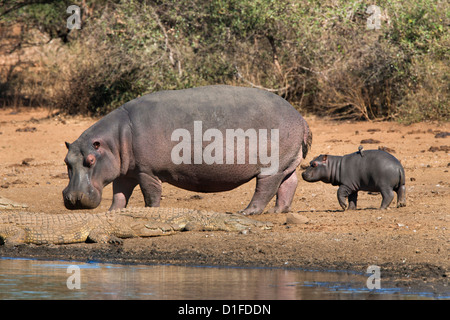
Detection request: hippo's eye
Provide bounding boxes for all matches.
[311,162,317,167]
[93,141,100,149]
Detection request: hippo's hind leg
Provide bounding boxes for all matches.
[269,170,298,213]
[379,187,395,209]
[241,173,285,215]
[348,192,358,210]
[396,184,406,207]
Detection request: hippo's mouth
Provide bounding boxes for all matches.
[301,170,313,181]
[63,185,102,210]
[63,196,100,210]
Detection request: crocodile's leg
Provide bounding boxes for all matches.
[136,220,180,236]
[87,228,123,244]
[0,225,26,245]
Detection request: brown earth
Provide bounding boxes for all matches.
[0,108,449,292]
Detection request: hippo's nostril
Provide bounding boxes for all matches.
[69,195,77,206]
[64,192,82,206]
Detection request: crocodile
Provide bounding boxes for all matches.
[0,207,273,245]
[0,196,28,210]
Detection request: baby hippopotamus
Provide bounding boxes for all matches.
[302,147,406,210]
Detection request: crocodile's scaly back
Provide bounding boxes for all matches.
[111,207,273,232]
[0,207,273,245]
[0,212,107,244]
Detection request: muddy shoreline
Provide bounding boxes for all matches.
[0,109,449,296]
[0,222,448,294]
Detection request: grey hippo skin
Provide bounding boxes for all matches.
[63,85,312,215]
[301,149,406,210]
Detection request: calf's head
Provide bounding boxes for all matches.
[301,154,330,183]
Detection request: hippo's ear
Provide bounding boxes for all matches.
[65,142,70,149]
[322,155,328,162]
[93,141,100,150]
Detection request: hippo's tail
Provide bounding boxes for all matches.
[302,120,313,159]
[399,165,406,186]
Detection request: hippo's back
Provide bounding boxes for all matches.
[123,85,303,129]
[342,150,405,190]
[122,85,308,161]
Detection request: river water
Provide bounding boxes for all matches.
[0,257,446,300]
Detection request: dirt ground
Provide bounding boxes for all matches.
[0,107,448,293]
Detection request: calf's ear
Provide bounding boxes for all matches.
[65,142,70,149]
[322,155,328,162]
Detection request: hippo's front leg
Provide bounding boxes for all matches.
[337,185,353,210]
[110,177,138,210]
[379,187,395,210]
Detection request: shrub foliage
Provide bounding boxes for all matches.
[0,0,448,121]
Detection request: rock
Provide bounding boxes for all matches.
[286,213,309,225]
[428,145,450,152]
[360,138,380,144]
[378,146,396,153]
[15,126,37,133]
[434,132,450,138]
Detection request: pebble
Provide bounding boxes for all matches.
[286,213,309,225]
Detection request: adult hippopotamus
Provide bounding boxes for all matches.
[63,85,312,215]
[301,148,406,210]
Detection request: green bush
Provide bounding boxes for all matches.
[1,0,448,121]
